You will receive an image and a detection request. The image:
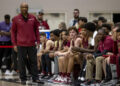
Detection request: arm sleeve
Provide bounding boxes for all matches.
[113,41,118,55]
[72,47,95,53]
[104,38,114,51]
[69,20,73,27]
[45,21,50,29]
[34,17,40,44]
[94,50,108,58]
[0,23,1,30]
[11,18,17,46]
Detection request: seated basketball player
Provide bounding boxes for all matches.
[51,30,70,81]
[54,30,70,56]
[71,22,96,82]
[40,31,54,76]
[54,26,83,84]
[100,24,120,85]
[65,23,96,84]
[37,32,48,72]
[83,29,114,85]
[40,29,60,79]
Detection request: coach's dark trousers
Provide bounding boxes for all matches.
[17,46,39,81]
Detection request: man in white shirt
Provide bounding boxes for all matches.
[69,9,80,27]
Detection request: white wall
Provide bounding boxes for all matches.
[0,0,120,27]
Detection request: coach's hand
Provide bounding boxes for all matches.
[14,46,17,52]
[37,43,40,49]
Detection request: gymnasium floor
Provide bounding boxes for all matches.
[0,74,120,86]
[0,74,72,86]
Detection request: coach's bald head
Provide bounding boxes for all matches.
[20,2,28,15]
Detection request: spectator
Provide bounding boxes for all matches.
[69,9,80,27]
[98,16,107,27]
[0,14,12,75]
[58,22,67,30]
[37,10,50,30]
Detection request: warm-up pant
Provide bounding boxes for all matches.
[17,46,39,81]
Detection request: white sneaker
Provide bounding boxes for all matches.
[53,75,62,83]
[78,76,81,80]
[81,77,85,81]
[4,75,13,80]
[5,70,11,75]
[61,76,67,83]
[10,70,17,75]
[67,77,72,84]
[39,72,44,76]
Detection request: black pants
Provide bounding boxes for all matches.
[17,46,38,81]
[106,64,112,80]
[12,49,31,73]
[79,59,86,77]
[0,41,12,70]
[41,53,53,73]
[12,49,18,71]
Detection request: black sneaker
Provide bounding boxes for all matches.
[41,74,47,79]
[116,80,120,84]
[85,80,93,85]
[33,80,44,84]
[100,79,111,85]
[92,80,101,84]
[48,74,58,82]
[80,80,90,85]
[21,80,26,85]
[44,74,53,79]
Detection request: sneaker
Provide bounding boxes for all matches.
[78,76,81,80]
[82,79,97,85]
[80,80,88,85]
[4,75,14,80]
[93,80,101,85]
[66,77,72,84]
[39,72,47,79]
[38,72,44,76]
[41,74,47,79]
[53,75,62,83]
[4,70,11,75]
[61,76,67,84]
[21,80,26,85]
[80,77,85,82]
[116,80,120,84]
[48,74,58,82]
[33,79,44,84]
[44,74,53,79]
[100,79,111,85]
[104,79,118,85]
[10,70,17,75]
[84,80,92,85]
